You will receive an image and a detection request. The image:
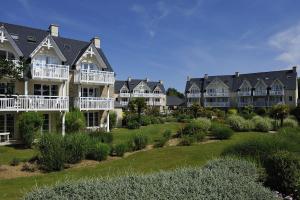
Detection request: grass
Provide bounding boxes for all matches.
[0,145,37,165]
[111,122,184,145]
[0,132,264,200]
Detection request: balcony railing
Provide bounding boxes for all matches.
[187,93,201,98]
[152,93,165,98]
[120,101,129,106]
[31,63,69,81]
[0,95,69,112]
[238,91,251,96]
[253,101,267,107]
[204,102,230,107]
[253,90,267,96]
[74,97,114,111]
[238,102,253,107]
[269,90,284,96]
[119,93,131,97]
[74,70,114,85]
[204,92,229,97]
[132,93,153,98]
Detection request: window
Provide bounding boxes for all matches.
[0,114,15,139]
[81,62,98,71]
[0,82,15,95]
[122,98,128,102]
[154,90,160,94]
[42,114,49,133]
[33,55,59,65]
[84,112,99,127]
[0,50,15,60]
[155,98,160,102]
[289,96,293,101]
[145,98,150,102]
[34,84,58,96]
[81,87,99,97]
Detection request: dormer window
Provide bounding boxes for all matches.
[33,55,60,65]
[81,62,98,71]
[154,90,160,94]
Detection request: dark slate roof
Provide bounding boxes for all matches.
[0,22,113,72]
[166,96,185,106]
[114,79,166,94]
[185,68,297,92]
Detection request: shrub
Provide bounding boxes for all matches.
[165,116,176,122]
[87,142,110,161]
[283,118,298,128]
[131,134,148,151]
[90,131,113,144]
[264,151,300,198]
[38,134,65,171]
[18,112,43,148]
[154,130,172,148]
[211,124,234,140]
[10,157,21,166]
[255,107,267,116]
[176,114,192,123]
[226,115,247,131]
[149,116,160,124]
[24,158,276,200]
[251,116,272,132]
[227,108,238,115]
[21,163,36,172]
[140,115,151,126]
[65,109,86,133]
[162,130,172,139]
[114,143,127,157]
[127,120,140,129]
[109,112,117,130]
[178,136,194,146]
[64,133,89,164]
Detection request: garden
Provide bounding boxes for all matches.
[0,100,300,200]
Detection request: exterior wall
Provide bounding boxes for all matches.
[284,89,297,107]
[113,108,123,127]
[0,41,19,58]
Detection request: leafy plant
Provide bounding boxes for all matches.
[65,109,86,133]
[64,133,89,164]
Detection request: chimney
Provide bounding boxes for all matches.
[159,80,163,84]
[204,74,208,79]
[235,72,239,77]
[91,36,100,48]
[49,24,59,37]
[293,66,297,73]
[128,77,132,82]
[187,76,190,81]
[146,78,149,82]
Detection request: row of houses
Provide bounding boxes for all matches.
[0,22,298,144]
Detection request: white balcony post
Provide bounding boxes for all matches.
[106,85,110,132]
[25,81,28,95]
[62,112,66,136]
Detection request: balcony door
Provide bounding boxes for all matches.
[34,84,58,97]
[33,55,60,66]
[81,62,99,71]
[0,114,15,139]
[81,87,99,97]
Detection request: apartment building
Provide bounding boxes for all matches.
[0,22,114,143]
[185,67,298,108]
[114,78,166,111]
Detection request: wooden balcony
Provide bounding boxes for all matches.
[0,95,69,112]
[204,102,230,107]
[31,63,69,81]
[74,97,114,111]
[74,70,114,85]
[186,93,201,98]
[204,92,229,97]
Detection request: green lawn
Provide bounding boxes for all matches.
[0,146,37,165]
[0,132,264,200]
[112,122,184,145]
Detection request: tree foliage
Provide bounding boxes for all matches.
[269,104,289,127]
[166,88,184,99]
[0,58,26,80]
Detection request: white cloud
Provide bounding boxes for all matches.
[269,23,300,64]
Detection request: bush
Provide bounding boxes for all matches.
[211,124,234,140]
[24,158,276,200]
[21,163,36,172]
[227,108,238,115]
[176,114,192,123]
[90,131,113,144]
[178,136,194,146]
[109,112,117,130]
[64,133,89,164]
[283,118,298,128]
[127,120,140,129]
[264,151,300,198]
[226,115,250,132]
[87,142,110,161]
[162,130,172,139]
[251,116,272,132]
[38,134,65,171]
[114,143,127,157]
[130,134,148,151]
[149,116,160,124]
[154,130,172,148]
[140,115,151,126]
[65,109,86,133]
[10,157,21,166]
[18,112,43,148]
[255,107,267,116]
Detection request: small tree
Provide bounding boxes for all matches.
[270,104,289,127]
[18,112,43,148]
[109,111,117,130]
[131,98,147,119]
[189,103,202,118]
[166,88,184,99]
[0,58,26,80]
[65,109,86,133]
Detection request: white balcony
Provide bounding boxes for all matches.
[238,102,253,107]
[153,93,165,98]
[204,92,229,97]
[238,91,252,96]
[132,93,153,98]
[31,63,69,81]
[204,102,230,107]
[74,70,114,85]
[119,93,131,97]
[0,95,69,112]
[75,97,114,111]
[253,90,267,96]
[187,93,201,98]
[269,90,284,96]
[120,101,129,106]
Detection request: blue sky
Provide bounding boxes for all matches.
[2,0,300,91]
